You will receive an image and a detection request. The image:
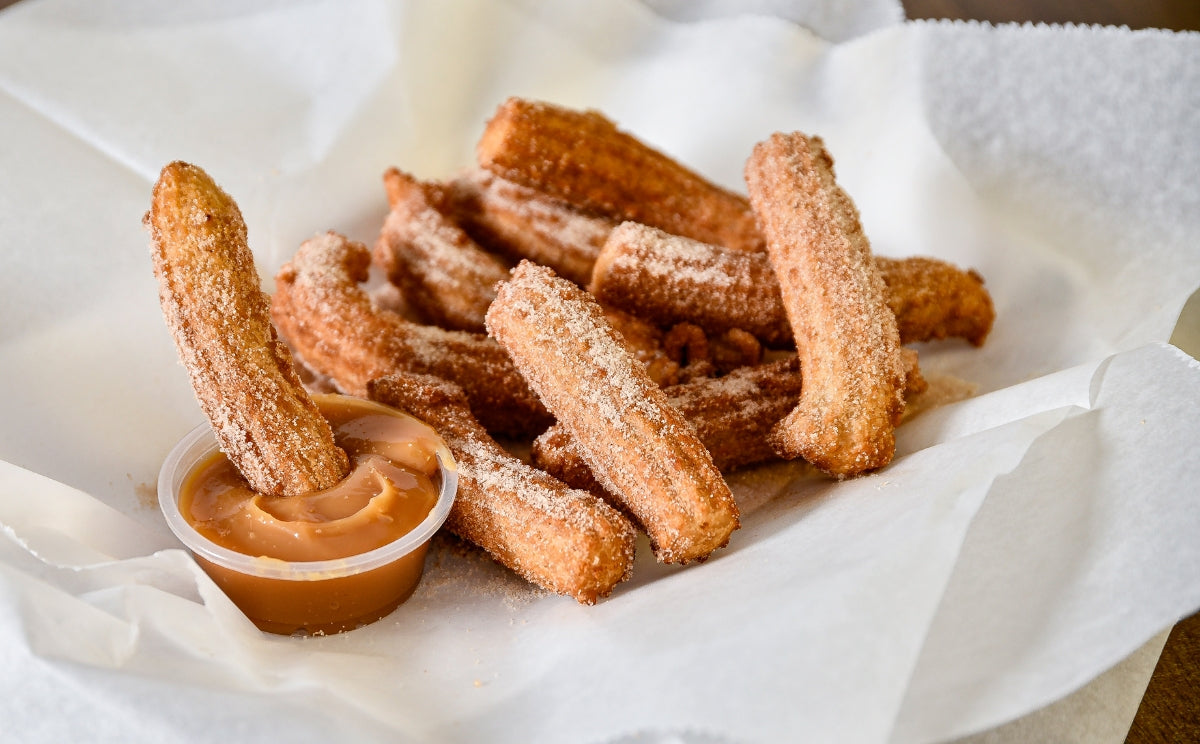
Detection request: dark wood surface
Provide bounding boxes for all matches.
[0,0,1194,740]
[904,0,1200,31]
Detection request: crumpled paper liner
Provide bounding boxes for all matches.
[0,2,1198,742]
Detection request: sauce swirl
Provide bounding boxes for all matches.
[181,395,445,563]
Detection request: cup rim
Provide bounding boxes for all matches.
[158,398,458,581]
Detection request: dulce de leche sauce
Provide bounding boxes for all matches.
[177,394,452,635]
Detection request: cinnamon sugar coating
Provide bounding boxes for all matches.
[368,373,635,604]
[876,257,994,346]
[745,133,905,477]
[590,222,995,349]
[591,222,786,345]
[146,161,348,497]
[477,98,764,253]
[530,426,608,501]
[374,168,510,332]
[603,307,682,387]
[662,323,763,376]
[486,261,740,564]
[534,349,929,493]
[662,322,711,371]
[270,231,550,438]
[899,347,929,398]
[439,169,615,286]
[532,358,804,497]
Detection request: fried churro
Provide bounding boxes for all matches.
[534,349,929,494]
[147,162,349,498]
[375,168,510,332]
[486,261,740,563]
[603,307,682,387]
[899,347,929,400]
[477,98,764,253]
[270,231,551,438]
[877,257,994,346]
[662,323,763,376]
[439,169,615,286]
[532,358,803,496]
[530,426,607,500]
[745,133,906,477]
[590,221,995,349]
[675,357,804,473]
[368,373,635,604]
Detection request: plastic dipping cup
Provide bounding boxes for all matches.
[158,410,458,636]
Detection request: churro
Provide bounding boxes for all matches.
[877,257,994,347]
[661,323,710,373]
[745,133,906,477]
[477,98,764,252]
[899,347,929,400]
[590,221,995,348]
[530,426,607,500]
[534,350,929,493]
[603,307,682,387]
[147,162,349,498]
[677,357,803,472]
[375,168,510,332]
[532,358,803,496]
[486,261,740,563]
[270,231,551,438]
[662,323,763,376]
[368,373,635,604]
[708,328,765,372]
[439,169,615,286]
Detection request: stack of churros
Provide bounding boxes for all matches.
[184,96,997,602]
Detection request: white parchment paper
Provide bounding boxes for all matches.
[1,2,1198,743]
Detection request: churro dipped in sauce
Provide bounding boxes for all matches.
[181,395,443,563]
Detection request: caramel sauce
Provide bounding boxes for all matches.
[177,395,451,634]
[182,453,436,562]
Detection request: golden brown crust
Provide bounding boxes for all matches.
[529,425,609,500]
[661,323,764,376]
[270,231,551,438]
[486,261,740,564]
[146,161,348,498]
[440,169,615,286]
[675,358,803,471]
[745,133,905,477]
[601,309,759,386]
[477,98,764,253]
[374,168,510,332]
[532,358,804,492]
[710,328,765,372]
[662,322,710,371]
[590,222,787,345]
[602,306,682,387]
[875,257,995,346]
[533,348,929,490]
[899,346,929,398]
[368,373,635,604]
[590,221,995,349]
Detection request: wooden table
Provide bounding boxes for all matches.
[0,0,1194,740]
[903,0,1200,31]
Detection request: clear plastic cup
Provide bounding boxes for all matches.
[158,398,457,635]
